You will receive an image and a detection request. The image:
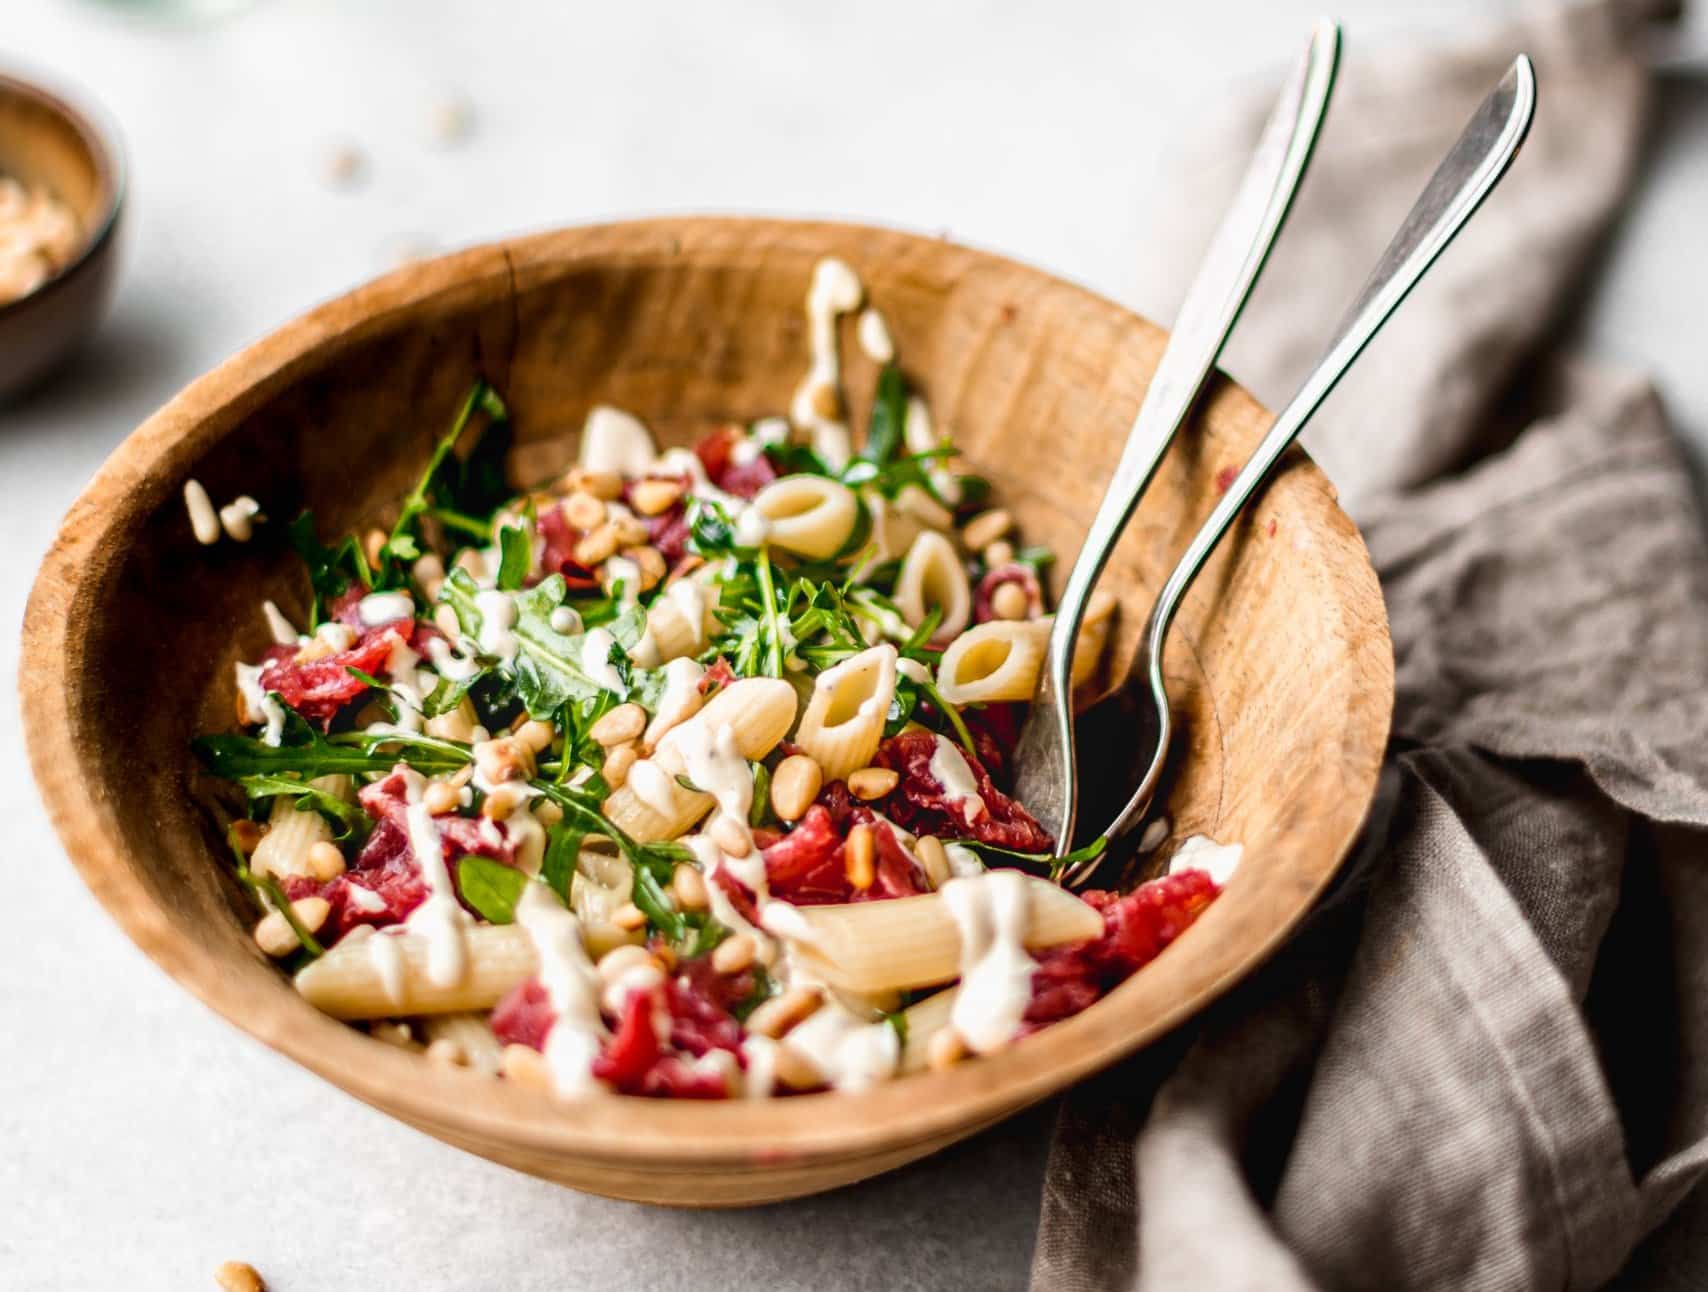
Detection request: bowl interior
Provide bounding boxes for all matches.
[0,72,119,273]
[22,219,1391,1203]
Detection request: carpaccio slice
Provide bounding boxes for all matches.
[257,620,417,725]
[870,730,1053,853]
[760,802,929,906]
[695,425,778,499]
[535,505,606,591]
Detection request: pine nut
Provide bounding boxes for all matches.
[928,1026,968,1072]
[773,1044,827,1091]
[624,545,667,591]
[417,781,456,816]
[371,1020,415,1048]
[612,902,649,931]
[612,514,650,546]
[568,467,624,501]
[574,523,622,567]
[291,638,335,664]
[481,785,522,820]
[671,863,710,911]
[845,824,876,890]
[590,703,647,747]
[425,1037,468,1068]
[631,478,684,516]
[453,547,487,580]
[363,527,388,566]
[809,381,843,420]
[254,898,329,957]
[746,987,823,1039]
[305,840,346,882]
[583,921,643,959]
[534,797,564,826]
[847,767,899,800]
[474,737,532,785]
[712,933,756,975]
[602,742,637,788]
[916,835,950,888]
[708,814,751,857]
[515,719,557,753]
[501,1043,552,1091]
[991,582,1030,621]
[412,553,446,585]
[596,944,662,986]
[215,1261,267,1292]
[961,508,1012,552]
[433,604,461,637]
[982,539,1014,568]
[562,490,607,531]
[770,754,823,822]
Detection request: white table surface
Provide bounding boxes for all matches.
[4,3,1704,1289]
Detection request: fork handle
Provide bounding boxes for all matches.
[1101,54,1538,844]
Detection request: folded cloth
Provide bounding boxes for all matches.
[1031,2,1708,1289]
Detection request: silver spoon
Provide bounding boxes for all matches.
[1012,19,1342,854]
[1053,54,1538,888]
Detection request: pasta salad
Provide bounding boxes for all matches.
[192,258,1231,1099]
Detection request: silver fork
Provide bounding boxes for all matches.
[1045,54,1538,889]
[1012,19,1342,857]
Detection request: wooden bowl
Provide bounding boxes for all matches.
[0,70,124,401]
[21,218,1391,1206]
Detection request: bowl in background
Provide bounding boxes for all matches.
[20,218,1392,1205]
[0,70,124,402]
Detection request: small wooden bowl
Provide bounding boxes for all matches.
[0,71,124,401]
[20,219,1391,1206]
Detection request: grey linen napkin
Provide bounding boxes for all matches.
[1031,2,1708,1289]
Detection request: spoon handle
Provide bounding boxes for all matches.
[1102,54,1538,844]
[1016,19,1341,847]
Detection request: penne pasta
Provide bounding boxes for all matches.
[768,876,1103,994]
[934,619,1048,705]
[898,989,957,1074]
[893,530,972,641]
[642,584,711,663]
[751,475,860,559]
[296,924,537,1019]
[602,677,798,841]
[791,644,896,782]
[250,775,353,880]
[578,405,658,477]
[420,1012,506,1075]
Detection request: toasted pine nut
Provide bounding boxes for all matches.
[809,381,843,421]
[482,785,522,820]
[602,742,637,788]
[624,544,666,591]
[671,863,710,911]
[612,514,650,546]
[562,490,607,531]
[453,547,487,580]
[425,1037,468,1068]
[215,1261,267,1292]
[596,944,662,985]
[305,840,346,882]
[291,638,335,664]
[612,902,649,932]
[773,1044,827,1091]
[254,897,329,957]
[419,781,460,817]
[746,987,823,1039]
[515,719,557,753]
[928,1026,968,1071]
[651,942,678,971]
[961,508,1012,551]
[230,819,264,854]
[770,754,823,822]
[473,736,532,785]
[667,554,705,583]
[708,814,751,857]
[412,553,446,585]
[584,921,645,959]
[916,834,950,888]
[568,467,624,501]
[631,478,684,517]
[534,797,564,826]
[501,1043,553,1091]
[991,582,1030,621]
[982,539,1015,568]
[590,703,647,747]
[364,527,388,566]
[845,824,876,890]
[712,933,756,975]
[433,604,461,637]
[847,767,899,800]
[371,1020,416,1048]
[574,523,621,567]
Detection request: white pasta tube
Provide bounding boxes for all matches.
[643,579,713,663]
[903,396,962,507]
[751,475,860,559]
[295,924,537,1019]
[935,620,1049,705]
[250,775,353,880]
[420,1012,506,1075]
[893,530,972,641]
[792,644,897,782]
[898,989,957,1074]
[1070,589,1119,690]
[602,677,798,841]
[578,405,658,477]
[770,877,1103,994]
[424,697,480,743]
[860,491,925,569]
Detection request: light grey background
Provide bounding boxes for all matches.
[3,3,1704,1289]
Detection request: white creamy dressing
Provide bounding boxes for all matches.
[183,479,221,545]
[1137,816,1171,854]
[1168,834,1243,885]
[928,736,987,825]
[578,405,659,478]
[367,929,408,1007]
[261,600,299,645]
[218,496,263,542]
[515,883,610,1096]
[902,395,962,506]
[424,635,481,682]
[739,1034,780,1099]
[942,868,1036,1055]
[599,958,667,1020]
[896,657,932,686]
[549,605,582,635]
[473,589,520,663]
[789,257,863,468]
[665,576,705,633]
[944,842,986,879]
[783,999,900,1092]
[315,621,356,652]
[396,772,473,988]
[233,662,287,746]
[347,885,388,914]
[625,759,679,820]
[578,628,625,692]
[857,307,894,363]
[357,591,416,626]
[603,554,643,605]
[360,634,429,738]
[733,506,771,549]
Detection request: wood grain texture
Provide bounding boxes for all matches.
[19,218,1393,1206]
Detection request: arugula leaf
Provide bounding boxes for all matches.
[456,855,529,923]
[288,511,373,626]
[541,821,583,903]
[194,709,470,780]
[1013,544,1055,573]
[858,363,908,465]
[238,774,369,842]
[226,824,323,959]
[748,761,772,828]
[680,913,729,958]
[918,677,977,757]
[495,521,531,592]
[529,780,694,941]
[381,381,510,581]
[883,1008,909,1048]
[950,834,1110,883]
